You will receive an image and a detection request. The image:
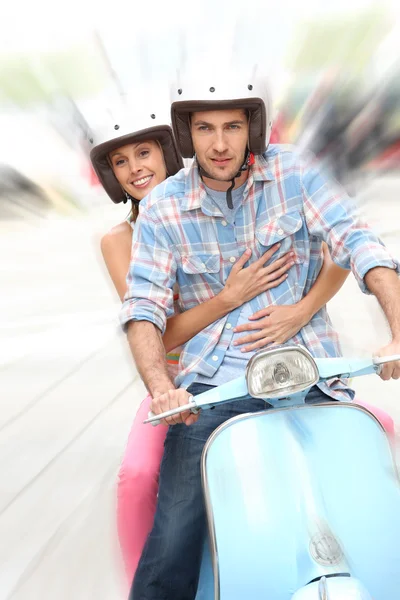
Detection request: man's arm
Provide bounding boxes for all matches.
[364,267,400,380]
[300,151,400,379]
[300,153,398,288]
[127,320,197,425]
[120,207,196,425]
[127,320,195,425]
[127,321,174,396]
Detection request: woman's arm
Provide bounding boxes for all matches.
[101,226,294,352]
[163,245,294,352]
[296,242,350,319]
[163,293,234,353]
[233,243,350,352]
[101,222,133,301]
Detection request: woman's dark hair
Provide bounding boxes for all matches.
[130,202,139,222]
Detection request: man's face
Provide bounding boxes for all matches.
[190,109,249,182]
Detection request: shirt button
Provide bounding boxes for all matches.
[200,263,206,269]
[212,355,219,361]
[221,220,227,226]
[229,256,236,263]
[225,323,232,330]
[278,228,284,235]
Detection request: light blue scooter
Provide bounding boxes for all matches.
[146,345,400,599]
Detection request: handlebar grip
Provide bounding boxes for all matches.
[145,398,198,426]
[147,411,161,427]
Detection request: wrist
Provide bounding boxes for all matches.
[148,378,176,398]
[218,287,240,312]
[296,298,314,326]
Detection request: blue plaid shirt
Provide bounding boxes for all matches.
[120,144,399,400]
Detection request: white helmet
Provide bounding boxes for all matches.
[89,98,183,203]
[170,69,272,158]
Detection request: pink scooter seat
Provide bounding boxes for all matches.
[356,400,395,443]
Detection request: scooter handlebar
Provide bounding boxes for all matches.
[373,355,400,366]
[143,376,248,426]
[144,398,199,426]
[143,353,400,425]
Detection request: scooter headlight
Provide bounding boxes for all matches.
[245,345,319,399]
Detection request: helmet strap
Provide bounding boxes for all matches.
[197,150,253,209]
[125,191,140,206]
[225,178,236,209]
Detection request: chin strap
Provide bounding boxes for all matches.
[225,178,236,209]
[124,191,140,206]
[226,151,255,209]
[198,151,255,209]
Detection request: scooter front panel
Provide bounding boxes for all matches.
[291,576,373,599]
[202,402,400,600]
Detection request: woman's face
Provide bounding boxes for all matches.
[109,139,167,201]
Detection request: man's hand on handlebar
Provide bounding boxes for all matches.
[151,388,199,426]
[375,340,400,381]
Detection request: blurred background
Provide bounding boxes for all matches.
[1,0,400,598]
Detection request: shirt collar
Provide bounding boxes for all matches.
[251,152,276,183]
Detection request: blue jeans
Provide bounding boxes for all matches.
[129,384,330,600]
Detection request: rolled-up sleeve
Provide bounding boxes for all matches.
[119,208,177,333]
[300,153,400,293]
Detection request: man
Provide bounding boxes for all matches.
[121,71,400,599]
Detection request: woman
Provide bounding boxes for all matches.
[90,102,394,583]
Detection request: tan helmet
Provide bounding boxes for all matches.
[89,98,183,203]
[170,69,272,158]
